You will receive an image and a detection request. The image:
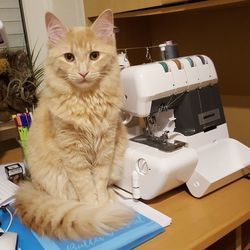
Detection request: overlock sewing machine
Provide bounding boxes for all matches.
[117,55,250,199]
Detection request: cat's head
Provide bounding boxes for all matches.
[45,9,117,91]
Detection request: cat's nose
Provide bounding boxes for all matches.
[79,72,88,78]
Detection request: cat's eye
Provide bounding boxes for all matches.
[89,51,100,61]
[64,53,75,62]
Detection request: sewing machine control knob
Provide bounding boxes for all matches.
[136,158,149,175]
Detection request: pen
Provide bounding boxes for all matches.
[26,113,32,128]
[20,114,28,128]
[16,114,22,127]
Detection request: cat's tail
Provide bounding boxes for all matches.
[14,182,134,240]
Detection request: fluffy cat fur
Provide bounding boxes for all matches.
[14,9,133,240]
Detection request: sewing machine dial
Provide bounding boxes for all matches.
[136,158,149,175]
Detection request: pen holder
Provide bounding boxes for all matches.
[18,139,31,180]
[18,139,28,165]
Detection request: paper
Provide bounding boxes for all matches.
[0,163,24,206]
[114,187,172,227]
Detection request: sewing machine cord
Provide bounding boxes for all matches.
[0,206,13,232]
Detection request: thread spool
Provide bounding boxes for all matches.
[159,43,167,60]
[165,40,179,59]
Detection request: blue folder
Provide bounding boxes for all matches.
[0,208,164,250]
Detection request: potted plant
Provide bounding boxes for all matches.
[0,47,44,114]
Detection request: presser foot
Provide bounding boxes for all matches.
[130,134,186,152]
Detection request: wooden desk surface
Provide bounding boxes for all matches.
[0,147,23,164]
[137,178,250,250]
[1,147,250,250]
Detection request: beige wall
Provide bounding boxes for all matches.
[22,0,85,68]
[222,95,250,146]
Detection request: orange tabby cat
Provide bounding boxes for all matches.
[14,9,133,240]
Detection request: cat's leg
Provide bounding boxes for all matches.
[108,122,128,185]
[66,122,127,205]
[29,152,94,202]
[89,124,126,204]
[65,166,99,205]
[92,148,115,204]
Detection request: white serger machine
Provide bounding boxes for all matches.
[117,55,250,199]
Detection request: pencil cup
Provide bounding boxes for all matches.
[18,139,31,180]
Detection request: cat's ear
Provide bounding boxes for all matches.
[45,12,67,46]
[91,9,114,41]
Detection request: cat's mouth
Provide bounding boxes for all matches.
[72,78,94,89]
[72,76,89,84]
[76,78,87,84]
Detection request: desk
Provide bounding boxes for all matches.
[1,147,250,250]
[0,146,23,164]
[137,178,250,250]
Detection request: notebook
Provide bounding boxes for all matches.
[0,163,172,249]
[0,209,165,250]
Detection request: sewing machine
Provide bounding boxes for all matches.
[117,55,250,199]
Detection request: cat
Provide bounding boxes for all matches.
[14,9,134,240]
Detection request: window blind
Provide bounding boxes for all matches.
[0,0,26,50]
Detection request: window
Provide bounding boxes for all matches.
[0,0,27,51]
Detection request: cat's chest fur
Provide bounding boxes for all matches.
[45,86,120,130]
[45,90,119,158]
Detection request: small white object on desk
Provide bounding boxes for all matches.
[0,163,22,206]
[0,232,18,250]
[114,187,172,228]
[0,179,19,207]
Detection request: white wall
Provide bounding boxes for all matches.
[22,0,85,67]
